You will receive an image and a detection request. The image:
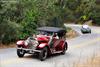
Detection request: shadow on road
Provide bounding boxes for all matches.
[22,52,72,61]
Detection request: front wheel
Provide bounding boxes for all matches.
[39,47,48,61]
[17,49,25,57]
[89,30,91,33]
[61,45,66,55]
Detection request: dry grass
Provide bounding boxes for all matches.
[0,43,16,49]
[84,20,93,26]
[74,55,100,67]
[66,29,79,39]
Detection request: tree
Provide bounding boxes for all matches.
[0,0,99,44]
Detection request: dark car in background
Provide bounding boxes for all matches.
[81,25,91,34]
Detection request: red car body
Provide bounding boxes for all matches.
[16,27,68,61]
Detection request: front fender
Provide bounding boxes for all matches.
[65,42,68,50]
[38,43,47,48]
[16,40,24,45]
[16,40,27,48]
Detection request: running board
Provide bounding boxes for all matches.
[53,51,62,54]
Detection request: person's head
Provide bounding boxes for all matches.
[53,33,57,37]
[33,34,36,38]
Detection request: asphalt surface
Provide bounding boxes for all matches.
[0,24,100,67]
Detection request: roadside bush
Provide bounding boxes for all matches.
[0,21,19,44]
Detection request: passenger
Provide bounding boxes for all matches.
[53,33,59,39]
[33,34,36,38]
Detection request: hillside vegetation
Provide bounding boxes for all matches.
[0,0,100,44]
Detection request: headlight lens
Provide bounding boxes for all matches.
[33,41,38,47]
[24,40,28,46]
[17,41,23,45]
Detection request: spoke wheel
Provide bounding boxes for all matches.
[61,45,66,55]
[39,47,48,61]
[17,49,25,57]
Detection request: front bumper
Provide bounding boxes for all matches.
[17,48,41,53]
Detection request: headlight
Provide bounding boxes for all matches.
[38,44,45,48]
[16,41,23,45]
[24,41,28,46]
[33,41,39,47]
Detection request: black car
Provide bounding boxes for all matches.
[81,25,91,34]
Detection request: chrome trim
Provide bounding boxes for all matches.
[53,51,62,54]
[17,48,41,52]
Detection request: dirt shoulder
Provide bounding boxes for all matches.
[66,29,79,39]
[0,44,16,49]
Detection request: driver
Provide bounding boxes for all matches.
[53,33,59,39]
[33,34,37,38]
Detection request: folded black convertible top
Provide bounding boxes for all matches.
[37,27,65,33]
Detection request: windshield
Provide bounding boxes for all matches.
[82,25,89,28]
[36,31,53,36]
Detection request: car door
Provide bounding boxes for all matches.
[54,38,65,51]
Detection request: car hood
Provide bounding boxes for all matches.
[36,35,50,41]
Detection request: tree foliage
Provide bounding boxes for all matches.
[0,0,99,44]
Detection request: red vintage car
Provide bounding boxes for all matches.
[16,27,68,61]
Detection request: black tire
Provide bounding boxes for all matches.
[89,30,91,33]
[39,47,48,61]
[61,43,67,55]
[17,49,25,57]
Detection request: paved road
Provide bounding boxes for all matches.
[0,24,100,67]
[64,24,100,35]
